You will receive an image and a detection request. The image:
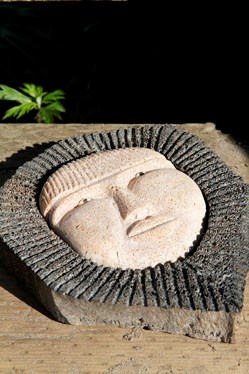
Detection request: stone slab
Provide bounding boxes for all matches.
[0,123,248,343]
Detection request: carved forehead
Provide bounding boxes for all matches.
[39,147,174,217]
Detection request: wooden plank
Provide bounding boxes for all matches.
[0,123,248,374]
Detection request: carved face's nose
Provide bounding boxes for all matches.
[110,186,152,223]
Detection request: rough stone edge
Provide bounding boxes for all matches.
[0,124,248,342]
[0,240,240,343]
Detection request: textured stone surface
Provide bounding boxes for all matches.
[0,123,248,342]
[40,147,206,269]
[181,123,249,184]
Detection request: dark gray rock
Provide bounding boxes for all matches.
[0,124,248,342]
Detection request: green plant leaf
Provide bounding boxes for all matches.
[43,89,65,104]
[2,101,38,120]
[38,108,62,123]
[37,108,54,124]
[20,83,46,99]
[48,110,63,121]
[44,101,66,113]
[0,84,32,104]
[38,102,65,124]
[0,83,66,123]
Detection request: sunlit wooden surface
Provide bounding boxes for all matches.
[0,123,248,374]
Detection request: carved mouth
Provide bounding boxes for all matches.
[127,216,176,238]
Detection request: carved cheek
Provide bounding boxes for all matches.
[129,171,174,215]
[131,169,205,217]
[55,197,125,263]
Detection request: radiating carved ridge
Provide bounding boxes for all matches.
[0,124,248,317]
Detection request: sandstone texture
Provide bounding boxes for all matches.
[40,147,206,269]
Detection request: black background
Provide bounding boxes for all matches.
[0,2,247,142]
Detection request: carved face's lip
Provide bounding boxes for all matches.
[127,215,176,238]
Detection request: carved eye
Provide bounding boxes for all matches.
[77,198,90,206]
[128,172,145,190]
[135,172,145,177]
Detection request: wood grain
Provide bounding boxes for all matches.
[0,123,248,374]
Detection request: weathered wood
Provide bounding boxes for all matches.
[0,123,248,373]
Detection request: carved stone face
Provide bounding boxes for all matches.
[39,148,206,270]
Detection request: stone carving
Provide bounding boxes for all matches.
[39,148,206,269]
[0,124,248,343]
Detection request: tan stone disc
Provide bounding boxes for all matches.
[39,147,206,269]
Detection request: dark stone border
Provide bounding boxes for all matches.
[0,124,248,341]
